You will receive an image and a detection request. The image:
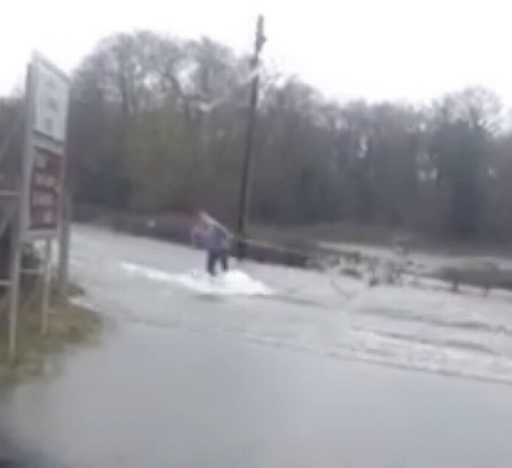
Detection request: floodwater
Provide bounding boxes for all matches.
[69,225,512,385]
[1,225,512,467]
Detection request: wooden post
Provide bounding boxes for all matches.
[8,218,21,361]
[57,190,71,302]
[236,15,266,259]
[41,239,52,335]
[8,63,34,360]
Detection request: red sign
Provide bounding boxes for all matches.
[29,147,62,232]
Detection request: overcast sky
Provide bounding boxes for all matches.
[1,0,511,104]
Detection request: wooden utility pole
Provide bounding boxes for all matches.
[236,15,266,259]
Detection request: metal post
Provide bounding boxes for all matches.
[236,15,266,259]
[41,239,52,335]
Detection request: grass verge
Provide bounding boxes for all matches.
[0,284,102,385]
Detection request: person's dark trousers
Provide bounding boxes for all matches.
[207,250,229,276]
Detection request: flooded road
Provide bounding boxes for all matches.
[68,225,512,385]
[1,225,512,467]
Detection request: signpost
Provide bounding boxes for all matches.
[7,53,70,359]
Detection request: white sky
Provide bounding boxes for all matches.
[1,0,511,104]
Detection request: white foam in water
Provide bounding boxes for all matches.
[175,270,273,296]
[121,262,174,282]
[121,262,273,297]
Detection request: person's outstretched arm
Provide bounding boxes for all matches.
[200,212,233,237]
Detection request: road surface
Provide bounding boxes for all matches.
[1,225,512,467]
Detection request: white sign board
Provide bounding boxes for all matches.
[32,55,70,143]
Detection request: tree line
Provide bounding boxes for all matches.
[3,31,512,241]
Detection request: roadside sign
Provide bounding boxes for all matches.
[29,146,63,232]
[6,52,70,360]
[32,55,70,143]
[22,53,70,239]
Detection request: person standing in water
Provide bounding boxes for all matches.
[191,212,233,276]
